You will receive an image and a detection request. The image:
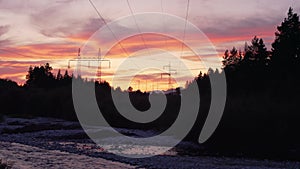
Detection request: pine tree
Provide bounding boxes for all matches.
[56,69,63,80]
[257,38,269,66]
[25,63,55,88]
[222,47,242,69]
[63,70,71,80]
[271,7,300,70]
[243,36,268,68]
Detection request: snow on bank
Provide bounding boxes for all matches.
[1,140,300,169]
[1,117,300,169]
[0,141,135,169]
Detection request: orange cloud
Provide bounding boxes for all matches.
[0,72,26,84]
[0,43,79,61]
[207,27,275,45]
[102,33,192,59]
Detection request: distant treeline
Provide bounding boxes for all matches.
[1,7,300,160]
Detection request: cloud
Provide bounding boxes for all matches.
[0,39,11,47]
[0,43,79,60]
[67,18,106,41]
[0,60,46,67]
[86,33,193,59]
[0,60,47,82]
[0,25,11,47]
[200,17,278,45]
[0,0,298,86]
[29,1,101,40]
[0,25,9,36]
[0,72,26,82]
[36,17,104,42]
[181,55,201,62]
[55,0,74,3]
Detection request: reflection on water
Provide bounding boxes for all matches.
[82,126,181,156]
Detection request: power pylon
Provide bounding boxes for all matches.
[161,62,177,89]
[68,48,111,82]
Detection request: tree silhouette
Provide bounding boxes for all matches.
[243,36,269,69]
[272,7,300,71]
[56,69,63,81]
[25,63,55,88]
[0,79,18,89]
[63,70,71,80]
[222,47,242,70]
[127,86,133,92]
[44,63,53,77]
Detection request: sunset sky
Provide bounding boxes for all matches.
[0,0,299,90]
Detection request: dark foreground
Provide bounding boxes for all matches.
[0,117,299,169]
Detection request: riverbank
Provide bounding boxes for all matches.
[0,117,299,169]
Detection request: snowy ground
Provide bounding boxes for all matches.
[0,142,135,169]
[0,117,299,169]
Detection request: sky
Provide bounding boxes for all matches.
[0,0,299,91]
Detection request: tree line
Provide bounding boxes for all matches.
[180,7,300,160]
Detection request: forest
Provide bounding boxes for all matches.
[0,7,300,160]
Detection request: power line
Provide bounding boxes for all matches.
[160,0,168,50]
[160,0,164,12]
[126,0,151,57]
[180,0,190,58]
[178,0,190,74]
[88,0,127,56]
[88,0,141,70]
